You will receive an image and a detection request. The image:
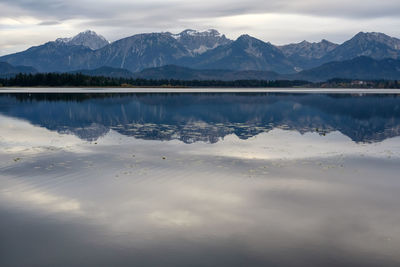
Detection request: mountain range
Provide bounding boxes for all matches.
[1,29,400,81]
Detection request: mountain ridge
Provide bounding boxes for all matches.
[1,29,400,76]
[321,32,400,63]
[183,34,295,73]
[0,62,37,78]
[131,57,400,82]
[295,56,400,81]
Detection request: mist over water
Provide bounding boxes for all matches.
[1,93,400,267]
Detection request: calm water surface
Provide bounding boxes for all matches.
[1,92,400,266]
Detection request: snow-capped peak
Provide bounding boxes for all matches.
[55,37,72,43]
[182,29,198,36]
[168,29,232,55]
[55,30,109,50]
[169,29,223,39]
[183,29,221,37]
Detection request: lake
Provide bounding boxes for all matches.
[1,91,400,266]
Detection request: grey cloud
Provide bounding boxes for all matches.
[0,0,178,21]
[38,21,61,26]
[1,0,400,54]
[2,0,400,21]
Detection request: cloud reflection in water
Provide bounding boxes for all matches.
[1,93,400,266]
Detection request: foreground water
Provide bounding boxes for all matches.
[1,92,400,266]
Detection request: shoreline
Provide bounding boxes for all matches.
[0,87,400,94]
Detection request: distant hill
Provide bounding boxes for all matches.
[133,65,281,81]
[295,56,400,82]
[0,62,37,78]
[70,66,134,78]
[133,57,400,82]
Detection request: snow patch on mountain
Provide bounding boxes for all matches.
[56,30,109,50]
[168,29,232,55]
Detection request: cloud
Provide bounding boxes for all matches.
[0,0,400,54]
[38,20,61,26]
[2,0,400,20]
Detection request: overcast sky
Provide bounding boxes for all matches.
[1,0,400,55]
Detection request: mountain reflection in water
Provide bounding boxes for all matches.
[0,93,399,143]
[1,92,400,267]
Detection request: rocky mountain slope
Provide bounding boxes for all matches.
[278,40,339,70]
[168,29,232,55]
[0,39,94,72]
[185,34,295,73]
[56,30,109,50]
[321,32,400,63]
[1,30,400,77]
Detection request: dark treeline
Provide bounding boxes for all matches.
[0,73,400,88]
[0,73,309,88]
